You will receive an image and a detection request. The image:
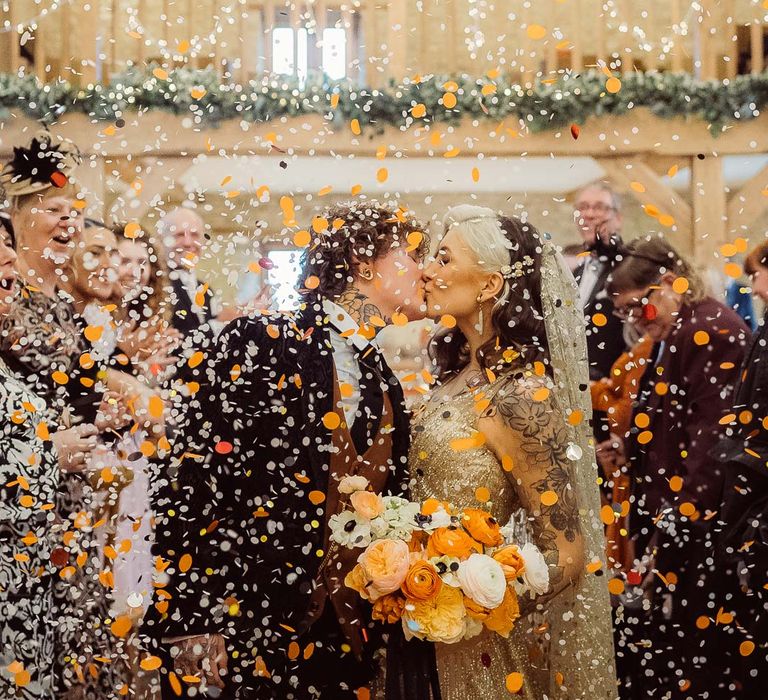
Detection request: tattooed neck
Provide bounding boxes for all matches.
[335,288,387,327]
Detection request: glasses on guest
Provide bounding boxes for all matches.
[612,284,660,322]
[574,202,616,215]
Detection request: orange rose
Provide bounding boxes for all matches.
[463,595,490,621]
[461,509,503,547]
[401,561,443,602]
[350,490,384,519]
[372,593,406,623]
[492,545,526,581]
[483,587,520,638]
[427,527,483,559]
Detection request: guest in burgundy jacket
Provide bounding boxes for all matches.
[597,235,749,699]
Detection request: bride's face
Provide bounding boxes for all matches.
[422,228,491,321]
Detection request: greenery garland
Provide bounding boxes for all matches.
[0,66,766,134]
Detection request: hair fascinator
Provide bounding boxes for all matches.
[1,131,82,197]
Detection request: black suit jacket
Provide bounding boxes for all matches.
[169,275,215,336]
[147,296,412,683]
[574,257,626,381]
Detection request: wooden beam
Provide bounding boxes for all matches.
[387,0,408,81]
[0,108,767,160]
[597,156,692,242]
[726,163,768,235]
[723,0,738,79]
[691,155,727,265]
[670,0,684,72]
[33,23,46,81]
[0,2,21,73]
[73,0,101,84]
[750,21,764,75]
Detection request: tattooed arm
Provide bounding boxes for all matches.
[335,288,387,326]
[479,374,585,610]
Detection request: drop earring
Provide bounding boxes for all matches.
[360,268,374,281]
[475,293,484,334]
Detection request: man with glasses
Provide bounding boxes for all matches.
[572,182,627,380]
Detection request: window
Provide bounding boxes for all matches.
[266,249,303,310]
[271,10,352,81]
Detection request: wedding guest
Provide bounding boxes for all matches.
[157,207,220,336]
[572,182,627,380]
[598,235,749,698]
[0,135,131,697]
[710,240,768,696]
[115,224,181,381]
[0,217,100,700]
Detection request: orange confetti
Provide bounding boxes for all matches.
[140,656,162,671]
[308,491,326,505]
[606,77,622,93]
[440,314,457,328]
[51,371,69,385]
[679,502,696,517]
[724,262,742,278]
[330,93,340,109]
[475,487,490,502]
[178,553,193,573]
[350,119,361,135]
[607,578,625,595]
[110,616,133,638]
[634,413,650,428]
[188,351,204,368]
[592,313,607,327]
[637,430,653,445]
[450,432,487,452]
[672,277,689,294]
[411,103,426,118]
[526,24,547,40]
[376,168,388,183]
[600,504,616,525]
[443,92,457,109]
[630,181,646,193]
[190,87,207,100]
[505,671,524,693]
[740,640,755,656]
[322,412,341,430]
[153,67,169,80]
[541,490,559,506]
[696,615,711,629]
[693,331,710,346]
[532,387,550,402]
[391,312,409,326]
[669,476,684,492]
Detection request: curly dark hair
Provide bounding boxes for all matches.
[429,213,549,382]
[298,201,429,299]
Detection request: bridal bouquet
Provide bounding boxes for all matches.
[328,476,549,644]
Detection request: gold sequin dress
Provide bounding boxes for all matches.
[410,383,549,700]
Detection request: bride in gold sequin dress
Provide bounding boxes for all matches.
[409,206,617,699]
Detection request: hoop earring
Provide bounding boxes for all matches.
[475,293,484,334]
[360,268,374,281]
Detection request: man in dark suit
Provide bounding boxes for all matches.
[572,182,627,380]
[160,207,219,336]
[147,202,437,699]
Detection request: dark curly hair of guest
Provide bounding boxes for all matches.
[298,200,429,300]
[429,206,549,383]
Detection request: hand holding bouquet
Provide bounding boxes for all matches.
[328,477,549,644]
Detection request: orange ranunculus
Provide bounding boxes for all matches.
[427,527,482,559]
[493,545,526,581]
[463,595,490,621]
[401,561,443,602]
[483,587,520,638]
[422,498,452,516]
[372,593,406,623]
[461,508,503,547]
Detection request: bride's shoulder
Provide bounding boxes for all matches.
[491,369,555,403]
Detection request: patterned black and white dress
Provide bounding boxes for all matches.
[0,288,129,699]
[0,356,59,699]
